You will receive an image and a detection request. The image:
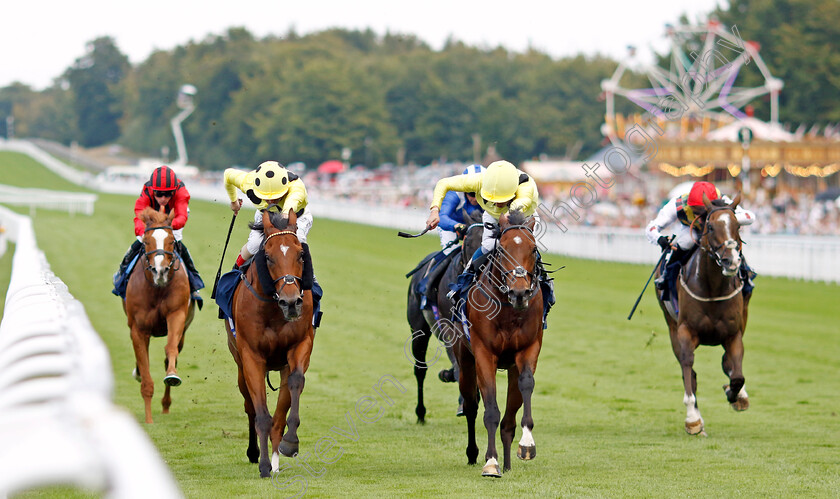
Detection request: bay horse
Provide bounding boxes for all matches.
[655,192,751,435]
[123,206,196,424]
[454,210,543,477]
[406,209,484,422]
[225,209,315,478]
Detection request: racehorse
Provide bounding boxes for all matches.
[655,192,751,435]
[225,209,316,478]
[406,209,483,422]
[123,206,196,424]
[454,210,543,477]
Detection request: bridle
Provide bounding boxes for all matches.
[490,224,539,301]
[242,230,304,304]
[694,205,743,271]
[142,225,179,275]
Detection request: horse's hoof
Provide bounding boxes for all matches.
[278,439,299,458]
[132,367,141,382]
[685,418,705,435]
[163,374,182,387]
[438,369,456,383]
[517,444,536,460]
[723,385,750,411]
[481,459,502,478]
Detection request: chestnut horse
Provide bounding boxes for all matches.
[655,193,751,435]
[406,209,484,422]
[226,209,315,478]
[454,211,543,477]
[123,207,196,424]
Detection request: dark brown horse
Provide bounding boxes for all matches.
[123,206,196,424]
[655,192,751,435]
[454,210,543,477]
[406,209,484,422]
[226,209,315,478]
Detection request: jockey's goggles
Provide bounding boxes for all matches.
[153,190,174,198]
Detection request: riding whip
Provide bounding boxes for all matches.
[397,227,431,238]
[211,211,238,299]
[627,235,674,321]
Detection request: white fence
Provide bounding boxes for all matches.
[0,206,182,498]
[3,138,839,283]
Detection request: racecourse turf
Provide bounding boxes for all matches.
[2,151,839,498]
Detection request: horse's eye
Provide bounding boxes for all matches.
[298,251,305,262]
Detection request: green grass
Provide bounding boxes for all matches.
[2,152,840,498]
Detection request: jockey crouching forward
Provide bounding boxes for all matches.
[224,161,323,328]
[112,165,204,305]
[646,181,756,300]
[416,164,486,308]
[425,160,555,328]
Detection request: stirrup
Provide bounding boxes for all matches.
[446,288,457,300]
[654,274,666,290]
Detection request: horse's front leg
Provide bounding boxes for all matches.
[270,365,292,472]
[474,344,501,477]
[516,343,540,462]
[280,334,314,459]
[456,341,479,465]
[163,309,188,387]
[722,332,749,411]
[240,347,272,477]
[500,366,522,473]
[673,323,703,435]
[129,329,154,423]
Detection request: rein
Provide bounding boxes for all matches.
[459,222,485,269]
[142,224,179,276]
[681,205,744,301]
[242,230,304,304]
[480,224,539,302]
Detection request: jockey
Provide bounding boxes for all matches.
[426,160,554,325]
[646,181,756,296]
[438,164,486,253]
[113,165,204,300]
[224,160,322,327]
[415,164,486,309]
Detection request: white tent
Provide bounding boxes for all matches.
[707,117,795,143]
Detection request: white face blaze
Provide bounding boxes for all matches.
[280,244,289,256]
[151,229,169,284]
[715,215,741,276]
[513,236,522,245]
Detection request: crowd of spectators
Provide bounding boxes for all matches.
[307,163,840,237]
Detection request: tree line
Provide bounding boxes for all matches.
[1,0,837,171]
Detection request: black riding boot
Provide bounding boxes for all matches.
[175,241,205,294]
[302,243,323,328]
[116,240,143,279]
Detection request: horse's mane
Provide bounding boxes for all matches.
[141,206,169,225]
[249,209,292,231]
[507,210,527,226]
[710,199,728,208]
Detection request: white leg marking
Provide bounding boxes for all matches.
[271,451,279,472]
[684,392,702,423]
[519,426,535,447]
[485,457,499,467]
[738,386,748,399]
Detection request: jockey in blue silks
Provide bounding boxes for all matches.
[416,164,485,307]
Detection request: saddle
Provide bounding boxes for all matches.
[415,247,460,310]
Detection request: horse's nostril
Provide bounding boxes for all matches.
[295,298,303,307]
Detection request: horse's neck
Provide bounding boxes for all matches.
[686,245,736,293]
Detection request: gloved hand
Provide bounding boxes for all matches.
[454,223,467,238]
[657,235,671,250]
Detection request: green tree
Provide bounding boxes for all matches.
[64,37,130,147]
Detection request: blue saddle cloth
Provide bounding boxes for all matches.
[214,269,242,320]
[111,254,140,299]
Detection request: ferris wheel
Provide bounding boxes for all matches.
[601,20,783,146]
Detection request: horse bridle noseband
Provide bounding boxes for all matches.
[143,225,179,274]
[489,224,539,301]
[243,230,304,304]
[692,206,743,271]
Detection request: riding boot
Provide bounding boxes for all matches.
[447,250,488,300]
[739,254,756,295]
[654,248,673,290]
[175,241,205,294]
[302,243,324,328]
[113,239,143,290]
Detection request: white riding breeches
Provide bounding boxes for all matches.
[245,207,313,256]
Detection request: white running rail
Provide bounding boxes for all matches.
[0,206,182,498]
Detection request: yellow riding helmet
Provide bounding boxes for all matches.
[480,160,519,203]
[251,161,290,200]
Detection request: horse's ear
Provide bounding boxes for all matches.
[499,212,510,229]
[702,192,713,211]
[461,207,469,222]
[525,216,537,231]
[730,192,741,210]
[287,209,297,226]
